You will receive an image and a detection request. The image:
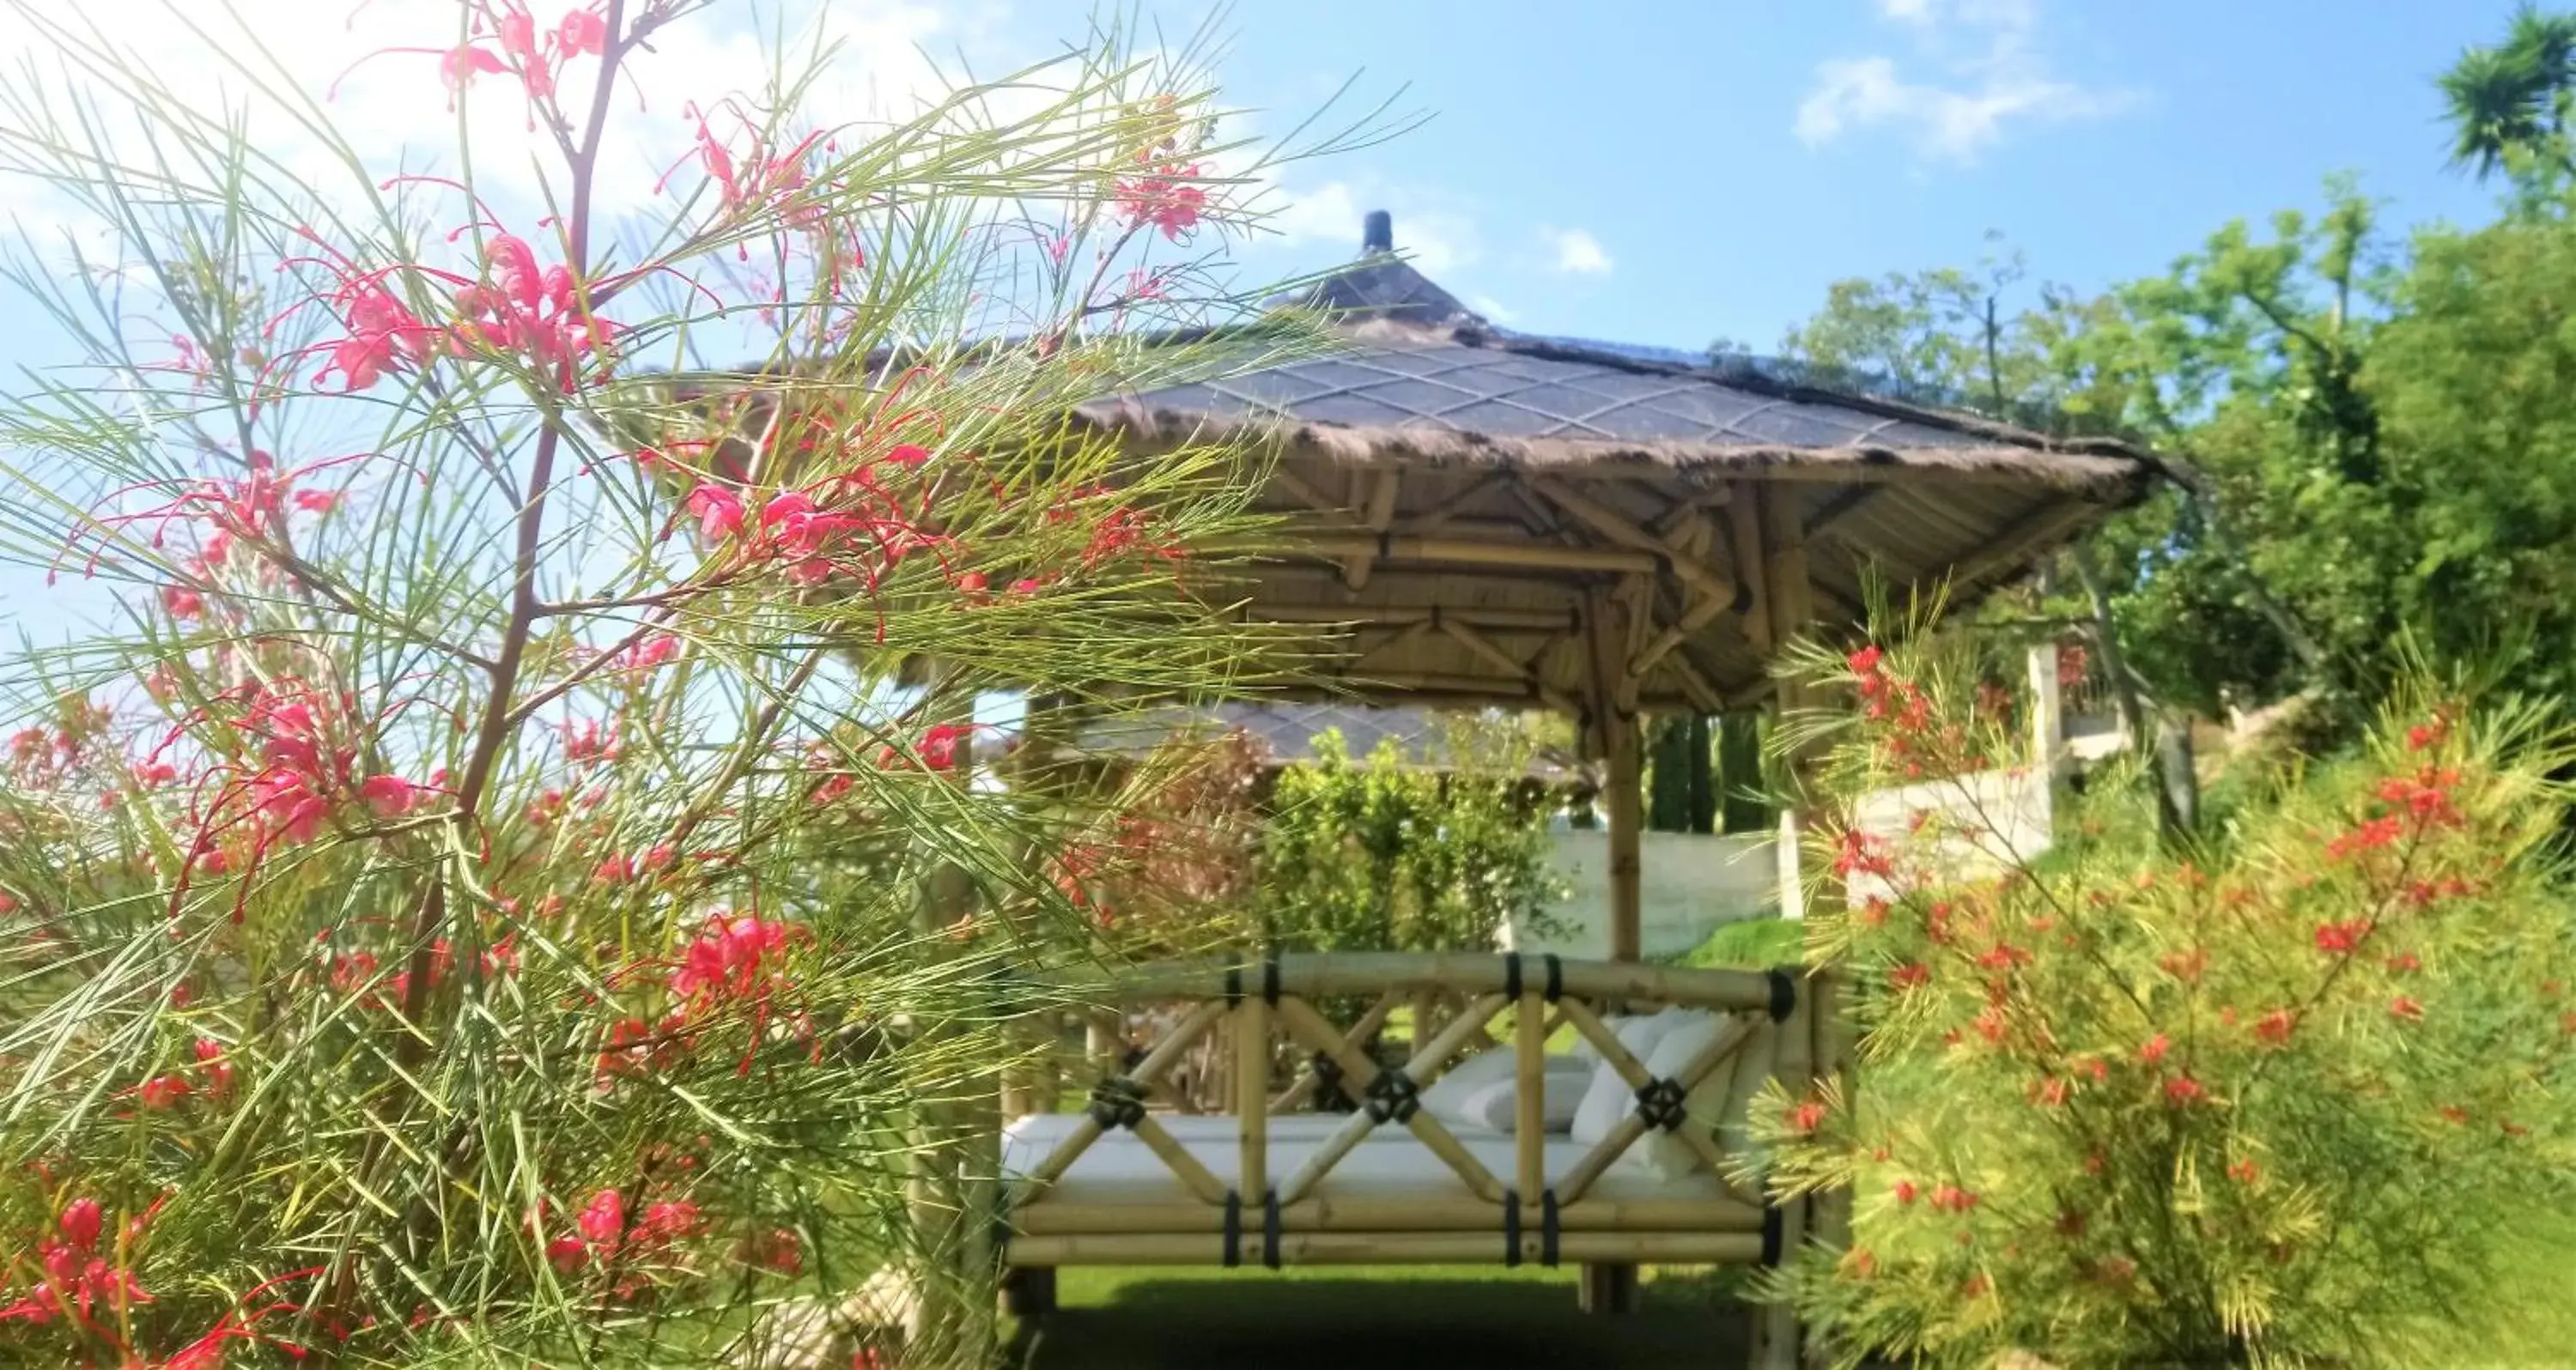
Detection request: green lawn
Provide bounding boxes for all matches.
[1011,1265,1759,1369]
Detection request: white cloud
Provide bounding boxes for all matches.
[1542,227,1612,276]
[0,2,988,248]
[1256,178,1479,276]
[1464,293,1516,324]
[1796,0,2133,162]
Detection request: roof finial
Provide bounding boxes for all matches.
[1363,209,1393,255]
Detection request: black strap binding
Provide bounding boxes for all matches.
[1224,967,1243,1007]
[1503,1190,1523,1267]
[1502,952,1522,1003]
[1261,957,1282,1007]
[1311,1052,1351,1113]
[1634,1076,1690,1131]
[1221,1191,1242,1268]
[1540,1189,1561,1267]
[1768,967,1798,1023]
[1363,1067,1422,1125]
[1542,954,1563,1003]
[1761,1204,1785,1266]
[1262,1188,1282,1269]
[1085,1076,1146,1131]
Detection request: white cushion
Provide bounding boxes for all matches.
[1569,1007,1705,1145]
[1423,1049,1588,1135]
[1419,1044,1518,1122]
[1630,1011,1740,1179]
[1451,1058,1591,1134]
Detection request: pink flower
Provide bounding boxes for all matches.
[636,1200,703,1244]
[440,45,507,91]
[685,483,744,540]
[592,854,634,885]
[293,489,339,513]
[577,1189,624,1246]
[160,585,204,620]
[139,1074,192,1109]
[557,6,608,58]
[1846,645,1885,676]
[884,443,930,467]
[546,1234,589,1273]
[359,773,420,818]
[58,1198,100,1252]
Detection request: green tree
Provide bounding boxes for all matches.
[2440,4,2576,179]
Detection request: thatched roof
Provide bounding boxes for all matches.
[1063,236,2158,718]
[1066,700,1583,782]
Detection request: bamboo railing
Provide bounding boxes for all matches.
[1005,952,1824,1284]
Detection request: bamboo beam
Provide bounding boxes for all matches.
[1244,534,1663,577]
[1947,498,2111,597]
[1254,605,1577,633]
[1017,999,1227,1203]
[1270,990,1400,1112]
[1013,1196,1767,1236]
[1077,954,1781,1016]
[1394,470,1510,535]
[1005,1231,1769,1268]
[1531,476,1740,609]
[1727,482,1771,655]
[1127,1113,1231,1205]
[1273,995,1510,1205]
[1341,469,1403,590]
[1554,1013,1756,1204]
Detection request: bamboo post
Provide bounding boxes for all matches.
[1583,585,1644,963]
[1237,995,1268,1206]
[1804,967,1851,1368]
[1754,968,1816,1370]
[1514,986,1545,1205]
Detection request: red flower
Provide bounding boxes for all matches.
[2325,815,2406,862]
[2389,995,2425,1022]
[2032,1076,2069,1107]
[2385,951,2421,973]
[1832,828,1895,881]
[1929,1184,1978,1214]
[2313,919,2368,955]
[140,1074,192,1109]
[2254,1008,2297,1047]
[1975,943,2032,972]
[359,773,420,818]
[2164,1074,2206,1105]
[58,1198,100,1252]
[2137,1034,2170,1066]
[636,1200,704,1244]
[2406,718,2448,752]
[1892,1179,1918,1206]
[685,483,744,540]
[546,1234,589,1273]
[1783,1098,1828,1133]
[1846,645,1885,676]
[919,723,975,772]
[577,1189,624,1246]
[2439,1104,2470,1125]
[161,585,205,620]
[195,1037,235,1096]
[2228,1157,2260,1185]
[2158,947,2208,982]
[557,5,608,58]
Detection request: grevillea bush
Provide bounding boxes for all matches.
[0,3,1384,1364]
[1746,616,2576,1367]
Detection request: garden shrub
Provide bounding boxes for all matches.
[0,5,1367,1364]
[1252,721,1571,955]
[1747,624,2576,1368]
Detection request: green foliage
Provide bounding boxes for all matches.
[1753,625,2576,1369]
[1775,168,2576,730]
[1253,723,1570,955]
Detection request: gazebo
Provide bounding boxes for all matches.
[682,214,2157,1366]
[1067,210,2154,960]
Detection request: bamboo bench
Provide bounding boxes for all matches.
[1001,951,1832,1342]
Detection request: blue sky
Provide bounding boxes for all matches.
[0,0,2533,642]
[1141,0,2528,352]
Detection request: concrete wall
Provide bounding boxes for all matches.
[1504,764,2055,958]
[1501,829,1780,960]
